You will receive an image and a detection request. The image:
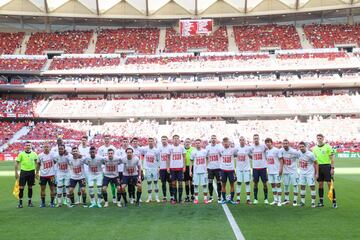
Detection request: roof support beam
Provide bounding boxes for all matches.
[195,0,198,16]
[96,0,100,15]
[146,0,149,16]
[245,0,248,14]
[44,0,49,13]
[295,0,299,10]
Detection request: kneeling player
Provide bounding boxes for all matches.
[220,137,237,204]
[68,147,87,208]
[235,137,252,205]
[120,148,142,206]
[190,139,209,204]
[36,143,56,208]
[102,149,122,208]
[265,138,282,207]
[298,142,318,208]
[84,146,104,208]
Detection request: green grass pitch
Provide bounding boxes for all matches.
[0,158,359,240]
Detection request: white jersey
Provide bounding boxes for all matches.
[97,144,116,157]
[68,156,86,180]
[132,146,142,159]
[170,145,186,169]
[78,145,90,158]
[249,144,267,169]
[103,157,121,178]
[234,145,251,171]
[205,144,222,170]
[121,156,141,177]
[298,150,316,175]
[141,146,159,170]
[220,147,236,171]
[158,144,171,170]
[265,147,281,174]
[115,148,126,172]
[279,147,300,174]
[190,148,208,174]
[37,152,56,177]
[53,153,71,176]
[83,155,104,176]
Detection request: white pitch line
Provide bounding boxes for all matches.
[214,187,245,240]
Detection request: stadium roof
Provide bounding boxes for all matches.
[0,0,359,19]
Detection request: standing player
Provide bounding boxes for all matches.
[265,138,282,207]
[120,148,142,206]
[115,138,128,202]
[249,134,268,205]
[219,137,237,204]
[205,135,222,203]
[53,145,71,207]
[141,138,160,203]
[36,142,56,208]
[234,136,252,205]
[184,138,195,202]
[190,139,209,204]
[129,137,142,203]
[68,147,87,208]
[84,146,104,208]
[102,148,122,208]
[15,141,38,208]
[279,139,300,206]
[312,134,337,208]
[77,135,90,204]
[298,142,318,208]
[169,135,186,204]
[97,135,117,204]
[158,136,172,202]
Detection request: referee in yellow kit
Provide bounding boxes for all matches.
[15,141,38,208]
[312,134,337,208]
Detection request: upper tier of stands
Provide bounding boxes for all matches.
[0,32,24,55]
[304,24,360,48]
[25,30,93,55]
[95,28,159,54]
[233,24,301,51]
[165,27,228,52]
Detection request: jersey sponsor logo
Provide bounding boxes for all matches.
[172,153,182,161]
[43,160,53,169]
[73,166,82,174]
[209,154,219,162]
[90,166,98,173]
[146,155,155,163]
[284,158,291,165]
[222,156,232,163]
[299,160,308,169]
[237,154,246,162]
[127,167,135,174]
[161,154,169,161]
[266,157,275,165]
[196,157,206,165]
[58,162,68,171]
[106,165,116,172]
[253,152,263,160]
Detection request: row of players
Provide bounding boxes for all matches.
[15,134,337,208]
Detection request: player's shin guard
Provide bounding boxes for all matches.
[70,193,75,204]
[147,181,152,199]
[190,184,194,197]
[332,188,336,203]
[194,185,199,194]
[264,187,268,200]
[97,187,102,201]
[230,191,235,201]
[272,188,277,202]
[185,184,190,197]
[300,190,306,203]
[136,190,142,203]
[103,191,108,202]
[254,187,258,200]
[82,193,87,205]
[208,182,214,197]
[293,186,299,203]
[19,188,24,205]
[89,187,95,202]
[217,182,222,198]
[246,183,251,200]
[284,185,290,201]
[117,191,121,202]
[129,184,135,199]
[236,182,242,195]
[178,185,183,202]
[121,191,127,204]
[311,190,316,204]
[318,187,324,203]
[154,181,159,198]
[28,187,33,201]
[161,181,167,197]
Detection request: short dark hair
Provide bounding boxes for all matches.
[195,139,201,142]
[72,146,78,150]
[299,141,306,146]
[108,148,114,153]
[25,141,31,144]
[82,135,88,140]
[253,134,259,137]
[283,139,289,142]
[148,137,154,141]
[126,147,134,153]
[265,138,273,143]
[131,137,138,143]
[58,144,65,148]
[161,136,168,139]
[173,134,179,138]
[317,134,324,138]
[223,137,229,142]
[90,146,96,151]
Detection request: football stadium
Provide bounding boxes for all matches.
[0,0,360,239]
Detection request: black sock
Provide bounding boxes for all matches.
[230,192,234,201]
[70,194,75,204]
[178,187,183,202]
[217,182,222,198]
[50,196,54,204]
[82,194,86,204]
[28,188,33,199]
[136,191,142,203]
[19,188,24,200]
[221,191,226,200]
[332,189,336,203]
[264,188,268,200]
[169,184,173,198]
[319,188,324,203]
[103,192,108,202]
[117,192,121,202]
[190,184,194,196]
[208,183,214,197]
[122,192,127,203]
[185,185,190,197]
[41,197,45,204]
[254,187,258,200]
[174,187,178,201]
[162,182,167,197]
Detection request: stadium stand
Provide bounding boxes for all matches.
[0,57,47,71]
[49,56,121,70]
[0,32,24,55]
